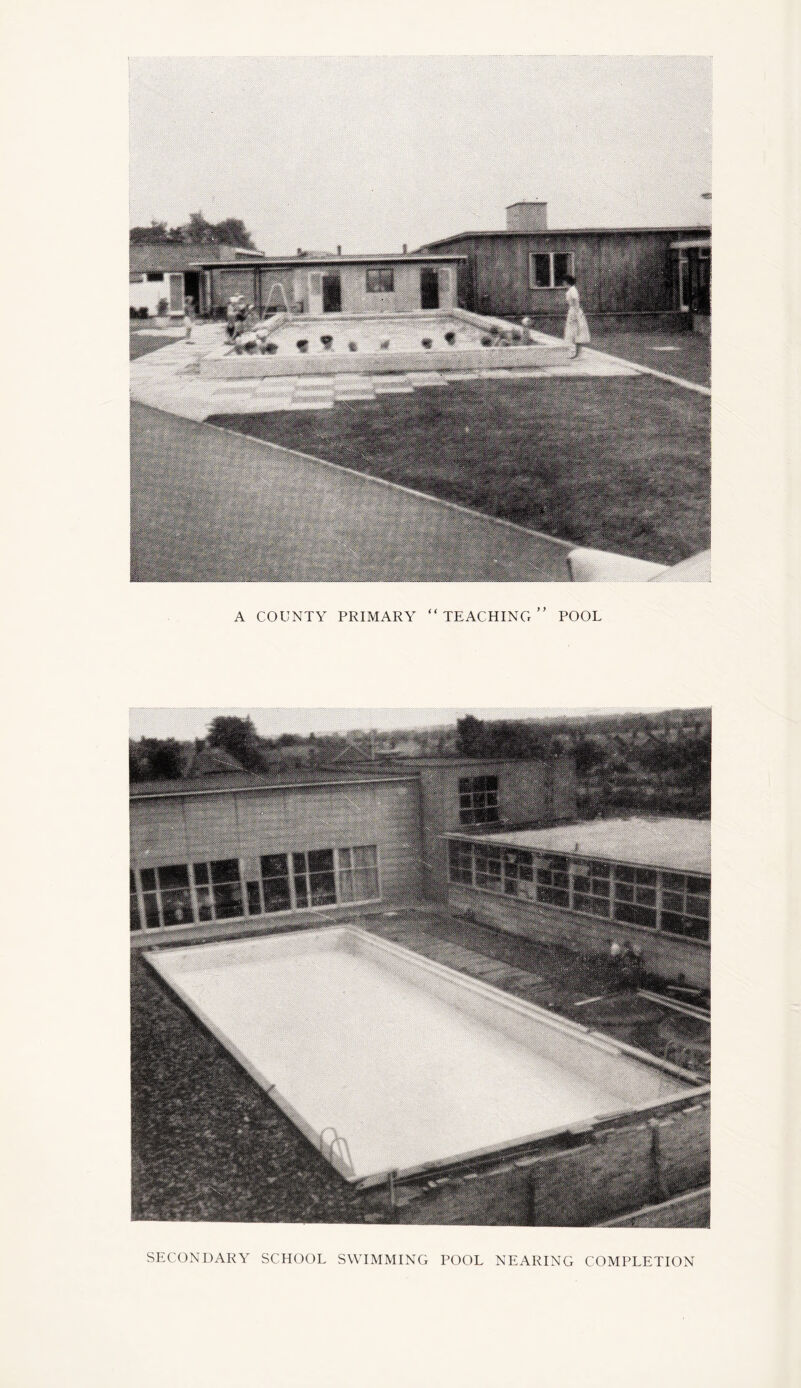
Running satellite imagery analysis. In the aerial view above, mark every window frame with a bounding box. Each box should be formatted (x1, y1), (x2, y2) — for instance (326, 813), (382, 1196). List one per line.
(528, 250), (575, 290)
(365, 267), (394, 294)
(458, 774), (500, 826)
(446, 839), (709, 942)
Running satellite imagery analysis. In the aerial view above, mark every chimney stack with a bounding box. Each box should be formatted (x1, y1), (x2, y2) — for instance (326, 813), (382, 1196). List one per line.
(402, 243), (408, 254)
(506, 201), (548, 232)
(337, 244), (342, 255)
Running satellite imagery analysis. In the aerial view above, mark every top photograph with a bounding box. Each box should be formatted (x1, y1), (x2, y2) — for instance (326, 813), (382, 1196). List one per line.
(129, 56), (711, 584)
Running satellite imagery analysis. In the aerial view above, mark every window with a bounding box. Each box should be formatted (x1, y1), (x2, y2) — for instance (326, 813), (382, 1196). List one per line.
(260, 853), (292, 913)
(660, 871), (710, 941)
(444, 840), (710, 944)
(571, 858), (611, 917)
(473, 844), (502, 891)
(448, 840), (475, 886)
(130, 871), (141, 930)
(536, 856), (570, 907)
(459, 775), (500, 825)
(366, 267), (394, 293)
(130, 842), (384, 931)
(146, 271), (165, 282)
(338, 845), (379, 903)
(209, 859), (243, 919)
(612, 865), (657, 930)
(528, 251), (575, 290)
(293, 849), (337, 908)
(502, 848), (534, 898)
(158, 863), (193, 926)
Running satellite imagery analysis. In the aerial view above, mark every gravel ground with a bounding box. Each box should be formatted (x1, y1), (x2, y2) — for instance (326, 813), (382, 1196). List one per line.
(131, 952), (387, 1223)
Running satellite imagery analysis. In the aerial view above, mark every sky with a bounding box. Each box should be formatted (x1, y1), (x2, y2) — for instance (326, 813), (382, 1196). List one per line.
(130, 57), (711, 255)
(129, 708), (689, 743)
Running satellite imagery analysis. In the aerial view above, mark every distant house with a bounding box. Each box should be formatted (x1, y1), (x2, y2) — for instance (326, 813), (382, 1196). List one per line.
(129, 241), (265, 317)
(191, 250), (465, 319)
(417, 202), (711, 330)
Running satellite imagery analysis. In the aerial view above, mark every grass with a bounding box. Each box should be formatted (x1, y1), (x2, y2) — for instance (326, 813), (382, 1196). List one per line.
(589, 329), (710, 387)
(211, 374), (710, 565)
(129, 325), (180, 359)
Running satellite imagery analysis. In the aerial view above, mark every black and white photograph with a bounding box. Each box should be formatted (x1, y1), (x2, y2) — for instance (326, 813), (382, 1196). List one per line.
(130, 56), (712, 582)
(131, 707), (711, 1227)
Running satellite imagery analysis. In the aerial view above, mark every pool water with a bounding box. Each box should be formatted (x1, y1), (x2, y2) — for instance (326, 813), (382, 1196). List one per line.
(267, 313), (485, 356)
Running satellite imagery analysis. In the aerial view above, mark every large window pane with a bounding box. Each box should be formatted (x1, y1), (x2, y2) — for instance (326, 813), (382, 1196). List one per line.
(532, 253), (551, 287)
(261, 854), (291, 912)
(553, 252), (573, 283)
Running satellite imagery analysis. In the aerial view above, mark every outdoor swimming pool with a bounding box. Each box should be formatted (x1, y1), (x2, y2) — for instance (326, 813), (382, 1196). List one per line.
(145, 926), (701, 1186)
(199, 309), (571, 378)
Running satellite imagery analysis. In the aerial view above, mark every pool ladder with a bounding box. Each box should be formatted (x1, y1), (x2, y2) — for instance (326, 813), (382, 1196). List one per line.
(319, 1126), (354, 1176)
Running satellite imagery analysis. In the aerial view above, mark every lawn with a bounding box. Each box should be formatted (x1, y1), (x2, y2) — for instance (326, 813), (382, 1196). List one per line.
(129, 326), (178, 360)
(211, 374), (710, 566)
(589, 329), (710, 387)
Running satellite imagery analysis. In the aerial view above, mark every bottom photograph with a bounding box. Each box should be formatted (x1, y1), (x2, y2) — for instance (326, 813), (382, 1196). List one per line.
(130, 706), (711, 1227)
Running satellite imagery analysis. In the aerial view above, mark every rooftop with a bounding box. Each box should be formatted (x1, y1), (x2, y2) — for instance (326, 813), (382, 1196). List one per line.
(460, 818), (710, 874)
(419, 225), (711, 247)
(193, 252), (466, 269)
(130, 767), (417, 798)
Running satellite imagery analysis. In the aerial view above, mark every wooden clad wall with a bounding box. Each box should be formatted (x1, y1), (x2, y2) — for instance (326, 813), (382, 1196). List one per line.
(427, 231), (703, 317)
(130, 779), (425, 907)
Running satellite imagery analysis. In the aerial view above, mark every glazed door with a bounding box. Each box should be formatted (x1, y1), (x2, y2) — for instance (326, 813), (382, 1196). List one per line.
(420, 267), (439, 309)
(167, 272), (185, 316)
(322, 273), (342, 313)
(307, 271), (323, 315)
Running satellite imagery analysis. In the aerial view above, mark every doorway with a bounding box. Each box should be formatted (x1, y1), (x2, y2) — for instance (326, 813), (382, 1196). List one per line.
(322, 272), (342, 313)
(420, 267), (439, 309)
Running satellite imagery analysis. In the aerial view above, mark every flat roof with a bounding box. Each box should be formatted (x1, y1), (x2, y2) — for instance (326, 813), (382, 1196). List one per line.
(195, 253), (466, 269)
(454, 818), (710, 874)
(419, 226), (710, 247)
(130, 768), (417, 799)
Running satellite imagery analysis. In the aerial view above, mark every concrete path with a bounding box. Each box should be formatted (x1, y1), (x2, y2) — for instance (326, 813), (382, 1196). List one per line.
(131, 402), (573, 582)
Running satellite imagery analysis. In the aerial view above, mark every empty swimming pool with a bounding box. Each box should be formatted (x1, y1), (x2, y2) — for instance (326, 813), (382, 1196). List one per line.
(145, 927), (700, 1185)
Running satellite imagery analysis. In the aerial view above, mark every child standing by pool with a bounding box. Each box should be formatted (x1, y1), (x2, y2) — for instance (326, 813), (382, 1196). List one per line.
(183, 295), (195, 342)
(563, 275), (590, 358)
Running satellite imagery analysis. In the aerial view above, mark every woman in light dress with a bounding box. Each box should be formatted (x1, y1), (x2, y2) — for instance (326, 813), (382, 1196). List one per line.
(563, 275), (590, 358)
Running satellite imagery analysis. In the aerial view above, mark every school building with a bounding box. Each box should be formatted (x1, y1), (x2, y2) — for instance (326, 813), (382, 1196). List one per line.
(129, 242), (265, 317)
(417, 201), (711, 330)
(130, 757), (710, 988)
(189, 250), (464, 319)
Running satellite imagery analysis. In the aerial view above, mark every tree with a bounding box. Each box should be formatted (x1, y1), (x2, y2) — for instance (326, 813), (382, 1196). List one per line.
(129, 737), (184, 781)
(206, 715), (263, 770)
(129, 220), (171, 244)
(456, 715), (485, 757)
(129, 212), (258, 249)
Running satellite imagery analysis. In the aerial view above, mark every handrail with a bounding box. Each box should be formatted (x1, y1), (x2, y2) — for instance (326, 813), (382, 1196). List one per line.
(264, 281), (292, 319)
(319, 1126), (354, 1175)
